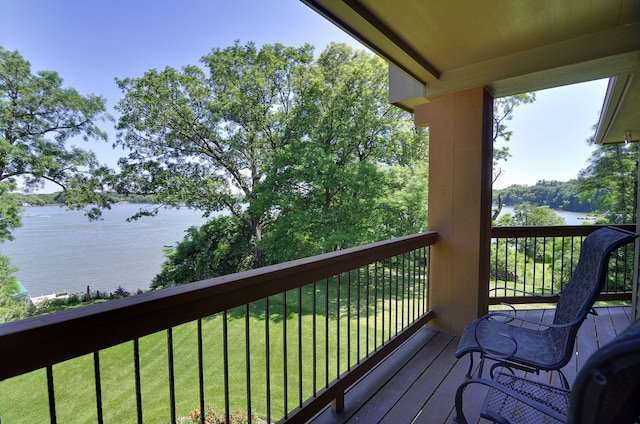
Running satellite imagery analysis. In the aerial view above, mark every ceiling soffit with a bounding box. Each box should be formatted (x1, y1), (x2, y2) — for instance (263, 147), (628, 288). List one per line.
(304, 0), (640, 91)
(303, 0), (640, 143)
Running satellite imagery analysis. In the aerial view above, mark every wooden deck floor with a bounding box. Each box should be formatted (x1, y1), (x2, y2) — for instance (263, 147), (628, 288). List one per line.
(309, 306), (634, 424)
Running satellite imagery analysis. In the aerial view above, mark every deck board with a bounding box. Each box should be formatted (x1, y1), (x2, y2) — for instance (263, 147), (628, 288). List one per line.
(307, 306), (633, 424)
(381, 337), (459, 423)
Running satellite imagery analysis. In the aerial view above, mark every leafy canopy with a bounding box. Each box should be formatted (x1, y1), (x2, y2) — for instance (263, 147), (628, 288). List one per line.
(0, 47), (112, 311)
(0, 46), (113, 230)
(115, 42), (428, 279)
(578, 141), (638, 224)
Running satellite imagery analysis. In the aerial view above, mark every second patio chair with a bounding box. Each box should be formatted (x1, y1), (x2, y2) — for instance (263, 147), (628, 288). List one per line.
(455, 226), (637, 388)
(454, 317), (640, 424)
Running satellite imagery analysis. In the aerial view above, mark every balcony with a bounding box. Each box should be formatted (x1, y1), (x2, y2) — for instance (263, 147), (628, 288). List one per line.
(0, 225), (635, 423)
(309, 305), (633, 424)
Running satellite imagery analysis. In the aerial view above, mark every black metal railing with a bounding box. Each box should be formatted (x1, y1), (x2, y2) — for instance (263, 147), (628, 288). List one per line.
(490, 225), (636, 305)
(0, 232), (436, 424)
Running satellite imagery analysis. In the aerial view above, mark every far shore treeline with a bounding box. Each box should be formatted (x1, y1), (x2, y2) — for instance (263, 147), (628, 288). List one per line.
(494, 179), (596, 212)
(13, 191), (155, 207)
(20, 179), (594, 212)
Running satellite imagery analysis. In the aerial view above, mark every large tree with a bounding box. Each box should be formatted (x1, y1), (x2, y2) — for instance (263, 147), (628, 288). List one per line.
(492, 93), (536, 184)
(0, 47), (112, 309)
(491, 93), (536, 219)
(115, 42), (428, 276)
(0, 47), (113, 225)
(115, 42), (316, 267)
(260, 44), (428, 261)
(578, 140), (638, 224)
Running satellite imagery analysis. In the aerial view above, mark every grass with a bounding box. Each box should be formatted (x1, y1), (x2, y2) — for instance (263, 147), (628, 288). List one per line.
(0, 274), (426, 423)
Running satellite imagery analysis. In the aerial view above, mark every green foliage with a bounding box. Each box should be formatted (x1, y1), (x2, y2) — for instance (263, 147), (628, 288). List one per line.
(496, 202), (566, 263)
(507, 202), (566, 227)
(578, 142), (638, 224)
(0, 181), (21, 242)
(0, 254), (27, 323)
(492, 93), (536, 183)
(181, 405), (258, 424)
(0, 47), (115, 319)
(115, 41), (428, 282)
(152, 216), (253, 289)
(495, 180), (595, 212)
(112, 286), (130, 298)
(0, 47), (114, 221)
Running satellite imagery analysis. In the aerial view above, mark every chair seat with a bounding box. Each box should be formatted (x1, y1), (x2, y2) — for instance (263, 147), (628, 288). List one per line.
(455, 316), (566, 370)
(454, 227), (638, 383)
(481, 372), (569, 424)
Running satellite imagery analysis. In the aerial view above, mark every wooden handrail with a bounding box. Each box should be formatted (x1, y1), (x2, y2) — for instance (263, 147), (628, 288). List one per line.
(489, 224), (636, 305)
(491, 224), (635, 238)
(0, 231), (437, 381)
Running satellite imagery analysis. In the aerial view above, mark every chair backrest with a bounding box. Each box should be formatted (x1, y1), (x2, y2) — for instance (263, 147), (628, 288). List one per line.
(550, 227), (637, 367)
(567, 318), (640, 424)
(553, 227), (637, 327)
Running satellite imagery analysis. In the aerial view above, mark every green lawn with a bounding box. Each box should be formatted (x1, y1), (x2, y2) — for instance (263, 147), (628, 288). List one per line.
(0, 279), (423, 423)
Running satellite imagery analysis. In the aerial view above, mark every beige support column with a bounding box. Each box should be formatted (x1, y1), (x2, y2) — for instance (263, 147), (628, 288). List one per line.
(415, 87), (493, 336)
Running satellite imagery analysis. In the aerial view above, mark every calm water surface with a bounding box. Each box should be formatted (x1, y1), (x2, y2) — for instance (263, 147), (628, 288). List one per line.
(0, 204), (207, 296)
(1, 203), (593, 299)
(498, 206), (595, 225)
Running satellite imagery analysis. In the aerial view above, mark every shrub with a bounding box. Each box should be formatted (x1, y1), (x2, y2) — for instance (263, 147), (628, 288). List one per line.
(179, 405), (260, 424)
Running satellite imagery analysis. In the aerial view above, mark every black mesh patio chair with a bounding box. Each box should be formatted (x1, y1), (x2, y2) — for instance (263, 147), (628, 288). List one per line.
(454, 317), (640, 424)
(455, 226), (637, 388)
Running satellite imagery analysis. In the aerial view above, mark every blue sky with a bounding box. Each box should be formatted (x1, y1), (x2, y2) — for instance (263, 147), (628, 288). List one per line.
(1, 0), (607, 190)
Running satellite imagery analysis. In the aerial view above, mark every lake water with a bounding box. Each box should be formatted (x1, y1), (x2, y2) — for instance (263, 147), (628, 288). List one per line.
(498, 206), (595, 225)
(0, 204), (207, 297)
(0, 203), (593, 299)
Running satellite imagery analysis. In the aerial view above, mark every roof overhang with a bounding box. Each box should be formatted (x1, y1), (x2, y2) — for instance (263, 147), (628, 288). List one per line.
(302, 0), (640, 142)
(594, 74), (640, 144)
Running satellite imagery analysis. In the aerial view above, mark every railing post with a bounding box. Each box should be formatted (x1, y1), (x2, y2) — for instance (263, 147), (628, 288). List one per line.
(332, 392), (345, 412)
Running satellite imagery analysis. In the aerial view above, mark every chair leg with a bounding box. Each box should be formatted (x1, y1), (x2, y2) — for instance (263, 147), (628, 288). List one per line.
(465, 353), (475, 378)
(556, 369), (570, 389)
(477, 355), (486, 378)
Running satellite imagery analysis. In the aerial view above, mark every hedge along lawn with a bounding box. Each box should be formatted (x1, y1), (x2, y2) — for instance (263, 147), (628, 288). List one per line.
(0, 273), (423, 423)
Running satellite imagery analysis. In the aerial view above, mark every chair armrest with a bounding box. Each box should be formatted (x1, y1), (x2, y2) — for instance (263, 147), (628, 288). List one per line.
(484, 311), (585, 329)
(454, 377), (567, 424)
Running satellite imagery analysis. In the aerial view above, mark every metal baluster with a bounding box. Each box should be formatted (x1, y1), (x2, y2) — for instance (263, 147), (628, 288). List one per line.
(47, 365), (57, 424)
(401, 253), (406, 329)
(325, 278), (329, 387)
(365, 267), (370, 356)
(167, 328), (176, 424)
(374, 262), (378, 348)
(223, 310), (230, 423)
(412, 250), (417, 321)
(357, 268), (361, 362)
(94, 351), (103, 424)
(283, 292), (288, 419)
(388, 258), (393, 339)
(197, 319), (205, 424)
(381, 260), (386, 344)
(265, 297), (271, 424)
(312, 282), (317, 394)
(298, 287), (303, 407)
(347, 271), (352, 370)
(134, 338), (143, 424)
(245, 304), (252, 421)
(336, 274), (340, 378)
(395, 256), (399, 335)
